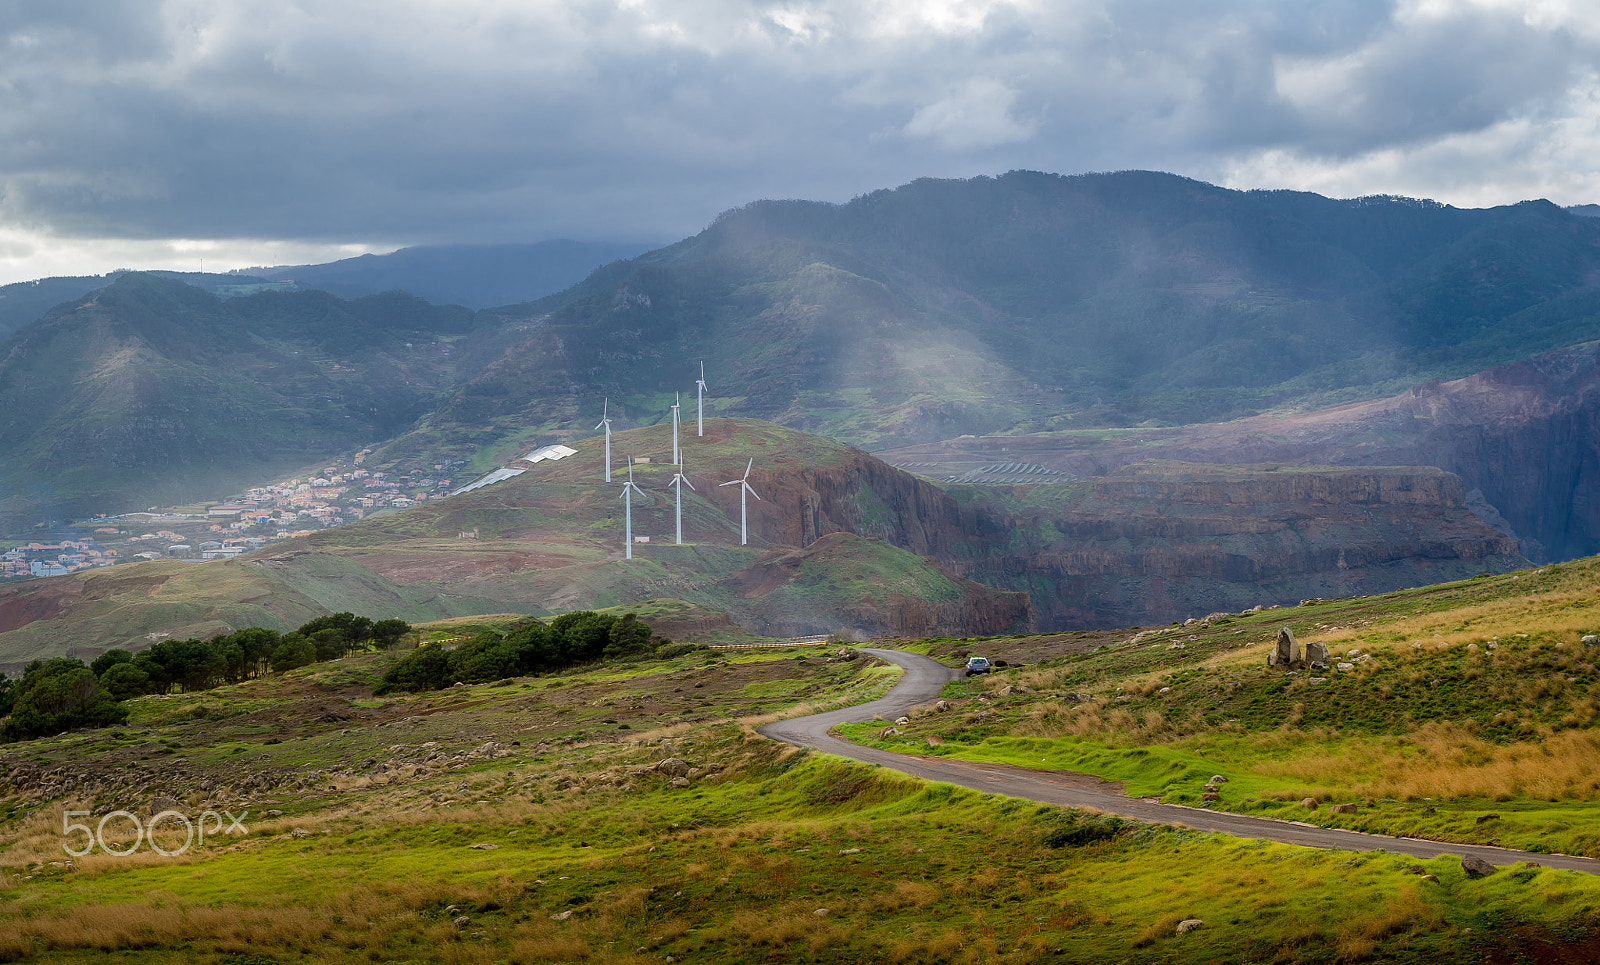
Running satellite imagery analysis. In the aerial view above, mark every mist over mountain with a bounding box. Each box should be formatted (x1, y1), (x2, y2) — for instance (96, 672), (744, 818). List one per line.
(250, 241), (657, 309)
(8, 171), (1600, 558)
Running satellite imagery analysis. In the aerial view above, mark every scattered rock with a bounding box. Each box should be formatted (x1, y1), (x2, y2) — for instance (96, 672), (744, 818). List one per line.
(894, 716), (911, 726)
(879, 727), (900, 738)
(1585, 635), (1598, 647)
(1420, 874), (1439, 883)
(1331, 804), (1357, 814)
(1462, 855), (1496, 877)
(1157, 687), (1171, 695)
(453, 915), (471, 927)
(1301, 798), (1318, 811)
(1175, 919), (1205, 935)
(469, 843), (499, 850)
(668, 777), (691, 789)
(1201, 792), (1221, 802)
(290, 827), (310, 839)
(1309, 677), (1328, 685)
(1209, 775), (1228, 784)
(1475, 813), (1500, 825)
(149, 795), (181, 815)
(1202, 784), (1221, 794)
(550, 909), (575, 921)
(1404, 865), (1427, 875)
(813, 908), (830, 917)
(934, 700), (953, 712)
(1337, 662), (1355, 672)
(839, 848), (862, 855)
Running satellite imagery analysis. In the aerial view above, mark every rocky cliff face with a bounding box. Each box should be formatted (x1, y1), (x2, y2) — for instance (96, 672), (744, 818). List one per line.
(881, 342), (1600, 567)
(949, 463), (1524, 629)
(727, 445), (1519, 630)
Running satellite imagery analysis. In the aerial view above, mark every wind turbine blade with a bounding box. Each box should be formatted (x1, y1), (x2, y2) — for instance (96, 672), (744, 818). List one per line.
(684, 477), (696, 491)
(744, 458), (753, 478)
(746, 483), (761, 501)
(719, 479), (740, 487)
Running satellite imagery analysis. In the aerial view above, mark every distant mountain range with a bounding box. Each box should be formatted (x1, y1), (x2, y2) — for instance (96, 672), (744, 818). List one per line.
(0, 240), (654, 342)
(5, 169), (1600, 572)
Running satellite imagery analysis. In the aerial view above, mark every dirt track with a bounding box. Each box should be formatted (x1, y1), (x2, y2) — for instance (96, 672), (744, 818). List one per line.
(760, 648), (1600, 876)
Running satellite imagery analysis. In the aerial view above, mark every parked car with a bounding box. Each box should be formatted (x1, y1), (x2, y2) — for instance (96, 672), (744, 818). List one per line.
(964, 656), (992, 677)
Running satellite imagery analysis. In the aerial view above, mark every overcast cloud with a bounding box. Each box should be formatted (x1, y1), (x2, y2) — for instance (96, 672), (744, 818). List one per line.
(1, 0), (1597, 282)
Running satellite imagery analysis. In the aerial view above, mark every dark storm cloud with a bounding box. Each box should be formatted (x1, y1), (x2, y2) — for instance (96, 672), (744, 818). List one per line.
(1, 0), (1596, 257)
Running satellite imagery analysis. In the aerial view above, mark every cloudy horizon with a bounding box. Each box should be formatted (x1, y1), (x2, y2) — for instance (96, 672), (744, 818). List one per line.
(2, 0), (1597, 284)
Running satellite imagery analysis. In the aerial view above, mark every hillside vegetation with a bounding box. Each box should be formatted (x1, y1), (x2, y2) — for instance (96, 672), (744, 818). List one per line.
(5, 562), (1600, 961)
(849, 556), (1600, 860)
(12, 172), (1600, 538)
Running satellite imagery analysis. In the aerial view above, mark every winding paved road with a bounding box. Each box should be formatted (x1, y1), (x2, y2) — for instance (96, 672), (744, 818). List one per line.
(760, 648), (1600, 876)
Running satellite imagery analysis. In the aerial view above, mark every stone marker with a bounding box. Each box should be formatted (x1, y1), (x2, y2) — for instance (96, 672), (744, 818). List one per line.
(1305, 639), (1331, 669)
(1270, 627), (1305, 668)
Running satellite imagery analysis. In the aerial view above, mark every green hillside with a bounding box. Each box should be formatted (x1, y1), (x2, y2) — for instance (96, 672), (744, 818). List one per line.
(5, 560), (1600, 960)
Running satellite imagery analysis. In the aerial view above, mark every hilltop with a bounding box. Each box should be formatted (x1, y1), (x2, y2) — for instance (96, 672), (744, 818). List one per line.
(0, 417), (1529, 659)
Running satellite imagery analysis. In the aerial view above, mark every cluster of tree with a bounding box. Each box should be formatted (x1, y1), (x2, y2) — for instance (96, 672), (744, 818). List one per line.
(0, 613), (411, 742)
(0, 657), (128, 742)
(377, 611), (674, 694)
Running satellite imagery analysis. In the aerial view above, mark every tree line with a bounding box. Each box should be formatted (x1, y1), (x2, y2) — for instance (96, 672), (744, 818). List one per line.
(0, 613), (410, 742)
(377, 611), (680, 694)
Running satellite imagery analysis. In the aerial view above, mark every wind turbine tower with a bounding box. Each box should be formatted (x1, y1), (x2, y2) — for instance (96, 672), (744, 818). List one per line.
(670, 392), (682, 466)
(620, 461), (645, 559)
(595, 399), (613, 482)
(667, 459), (695, 545)
(695, 362), (708, 436)
(718, 458), (761, 546)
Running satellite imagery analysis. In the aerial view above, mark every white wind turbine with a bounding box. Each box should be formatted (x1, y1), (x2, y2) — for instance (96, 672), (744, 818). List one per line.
(667, 459), (695, 545)
(670, 392), (682, 466)
(695, 362), (708, 436)
(718, 457), (761, 546)
(595, 399), (613, 482)
(620, 460), (645, 559)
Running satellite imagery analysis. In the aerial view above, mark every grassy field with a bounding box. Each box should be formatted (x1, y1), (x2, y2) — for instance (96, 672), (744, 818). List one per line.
(6, 560), (1600, 961)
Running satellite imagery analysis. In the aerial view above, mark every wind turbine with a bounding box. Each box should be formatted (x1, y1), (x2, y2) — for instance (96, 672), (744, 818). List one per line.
(620, 461), (645, 559)
(695, 362), (708, 436)
(667, 459), (695, 545)
(595, 399), (613, 482)
(670, 392), (682, 466)
(719, 458), (761, 546)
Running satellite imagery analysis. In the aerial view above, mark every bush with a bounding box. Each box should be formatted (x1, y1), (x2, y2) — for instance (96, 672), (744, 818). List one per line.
(654, 642), (700, 660)
(376, 643), (454, 695)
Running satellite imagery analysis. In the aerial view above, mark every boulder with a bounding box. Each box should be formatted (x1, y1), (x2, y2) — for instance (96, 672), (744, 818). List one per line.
(894, 716), (911, 726)
(669, 777), (691, 789)
(290, 827), (310, 839)
(1305, 640), (1331, 668)
(655, 758), (691, 777)
(1175, 919), (1205, 935)
(1331, 803), (1357, 814)
(1461, 855), (1496, 877)
(1584, 635), (1599, 647)
(149, 795), (181, 815)
(1209, 775), (1228, 784)
(879, 727), (900, 738)
(1301, 798), (1318, 810)
(1270, 628), (1303, 668)
(1201, 792), (1221, 801)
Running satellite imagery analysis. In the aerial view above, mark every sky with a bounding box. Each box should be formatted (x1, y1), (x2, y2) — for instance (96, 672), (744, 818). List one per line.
(1, 0), (1598, 283)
